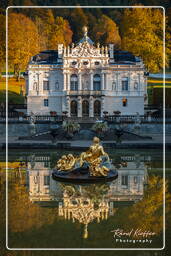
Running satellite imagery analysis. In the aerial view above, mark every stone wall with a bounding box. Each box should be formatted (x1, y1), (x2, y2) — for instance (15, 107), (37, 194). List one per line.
(0, 121), (170, 137)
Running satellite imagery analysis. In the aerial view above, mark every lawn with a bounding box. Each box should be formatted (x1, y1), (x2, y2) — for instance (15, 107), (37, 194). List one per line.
(0, 78), (25, 104)
(147, 77), (171, 88)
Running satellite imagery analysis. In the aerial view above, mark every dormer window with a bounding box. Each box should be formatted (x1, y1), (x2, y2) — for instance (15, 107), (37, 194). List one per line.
(95, 61), (100, 65)
(72, 61), (77, 65)
(83, 61), (88, 65)
(70, 74), (78, 90)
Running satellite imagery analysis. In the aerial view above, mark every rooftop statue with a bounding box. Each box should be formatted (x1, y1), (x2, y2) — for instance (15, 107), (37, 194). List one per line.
(53, 137), (118, 183)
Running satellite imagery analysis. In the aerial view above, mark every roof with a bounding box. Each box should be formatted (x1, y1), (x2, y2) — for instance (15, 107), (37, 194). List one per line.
(29, 49), (140, 65)
(113, 50), (141, 64)
(30, 50), (58, 64)
(77, 35), (94, 45)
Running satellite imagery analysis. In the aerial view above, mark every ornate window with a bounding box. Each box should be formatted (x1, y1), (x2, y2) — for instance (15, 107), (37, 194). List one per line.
(121, 175), (128, 186)
(70, 74), (78, 91)
(43, 80), (49, 90)
(94, 100), (101, 116)
(72, 61), (77, 65)
(70, 100), (77, 116)
(95, 61), (100, 65)
(93, 74), (101, 90)
(44, 176), (50, 186)
(122, 77), (128, 91)
(44, 99), (49, 107)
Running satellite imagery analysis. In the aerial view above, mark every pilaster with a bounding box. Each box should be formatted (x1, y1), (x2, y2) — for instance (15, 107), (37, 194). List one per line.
(77, 96), (82, 117)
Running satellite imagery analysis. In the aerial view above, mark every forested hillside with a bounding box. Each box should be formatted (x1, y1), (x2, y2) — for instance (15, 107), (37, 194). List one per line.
(0, 0), (170, 76)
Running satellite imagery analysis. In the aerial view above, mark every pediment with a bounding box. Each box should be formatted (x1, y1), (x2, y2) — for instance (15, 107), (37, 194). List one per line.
(71, 41), (101, 57)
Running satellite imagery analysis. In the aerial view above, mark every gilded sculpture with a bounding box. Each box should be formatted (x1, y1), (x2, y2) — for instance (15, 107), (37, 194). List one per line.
(56, 137), (111, 177)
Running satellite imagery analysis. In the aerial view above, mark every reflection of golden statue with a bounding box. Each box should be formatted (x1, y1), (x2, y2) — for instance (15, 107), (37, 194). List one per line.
(58, 184), (112, 239)
(56, 137), (111, 176)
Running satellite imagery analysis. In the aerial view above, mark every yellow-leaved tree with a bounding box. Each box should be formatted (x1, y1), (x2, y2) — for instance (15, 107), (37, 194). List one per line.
(121, 7), (170, 73)
(43, 10), (73, 50)
(8, 13), (40, 80)
(93, 14), (121, 47)
(0, 14), (5, 76)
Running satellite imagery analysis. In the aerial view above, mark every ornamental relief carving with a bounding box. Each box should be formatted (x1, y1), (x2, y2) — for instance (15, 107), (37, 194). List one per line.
(71, 42), (101, 57)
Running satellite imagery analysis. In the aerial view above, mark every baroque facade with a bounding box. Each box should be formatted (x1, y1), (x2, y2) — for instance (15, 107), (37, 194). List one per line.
(25, 27), (148, 117)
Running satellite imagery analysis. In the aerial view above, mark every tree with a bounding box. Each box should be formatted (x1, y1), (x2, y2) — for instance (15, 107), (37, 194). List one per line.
(0, 14), (5, 76)
(8, 13), (39, 80)
(49, 16), (73, 49)
(121, 7), (170, 73)
(43, 10), (73, 49)
(93, 14), (121, 47)
(70, 7), (88, 42)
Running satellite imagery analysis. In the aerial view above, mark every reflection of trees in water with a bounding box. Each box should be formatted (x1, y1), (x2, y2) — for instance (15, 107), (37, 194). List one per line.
(1, 167), (171, 253)
(8, 171), (57, 233)
(117, 176), (171, 236)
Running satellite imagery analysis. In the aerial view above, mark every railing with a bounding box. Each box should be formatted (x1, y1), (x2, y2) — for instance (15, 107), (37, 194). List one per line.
(104, 114), (165, 123)
(67, 90), (103, 96)
(0, 112), (63, 122)
(0, 112), (170, 123)
(8, 104), (27, 109)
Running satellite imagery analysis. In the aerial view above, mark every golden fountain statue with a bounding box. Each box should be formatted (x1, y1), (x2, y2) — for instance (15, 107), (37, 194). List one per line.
(53, 137), (118, 183)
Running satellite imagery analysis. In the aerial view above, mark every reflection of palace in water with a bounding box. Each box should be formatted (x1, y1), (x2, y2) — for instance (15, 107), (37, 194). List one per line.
(27, 155), (147, 238)
(27, 155), (147, 203)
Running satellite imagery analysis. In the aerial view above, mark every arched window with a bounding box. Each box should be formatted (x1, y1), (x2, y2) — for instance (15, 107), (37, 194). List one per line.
(94, 100), (101, 116)
(82, 100), (89, 116)
(70, 100), (77, 116)
(93, 74), (101, 90)
(70, 74), (78, 90)
(122, 77), (128, 91)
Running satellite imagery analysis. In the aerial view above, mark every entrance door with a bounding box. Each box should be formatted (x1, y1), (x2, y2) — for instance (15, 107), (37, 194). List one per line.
(82, 100), (89, 117)
(70, 100), (77, 116)
(94, 100), (101, 116)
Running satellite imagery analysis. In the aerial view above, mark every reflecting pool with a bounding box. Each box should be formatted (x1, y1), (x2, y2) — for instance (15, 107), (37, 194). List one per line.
(0, 148), (170, 251)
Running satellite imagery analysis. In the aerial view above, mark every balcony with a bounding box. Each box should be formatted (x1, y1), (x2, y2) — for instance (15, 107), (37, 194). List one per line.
(66, 90), (103, 96)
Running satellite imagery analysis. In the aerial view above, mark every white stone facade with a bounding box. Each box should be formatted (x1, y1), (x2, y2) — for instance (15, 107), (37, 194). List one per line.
(25, 28), (148, 117)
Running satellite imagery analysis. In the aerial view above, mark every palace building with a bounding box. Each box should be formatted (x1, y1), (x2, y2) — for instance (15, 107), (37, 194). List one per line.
(25, 26), (148, 117)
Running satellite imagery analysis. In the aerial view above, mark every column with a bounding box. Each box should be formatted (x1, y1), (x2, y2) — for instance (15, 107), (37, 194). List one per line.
(104, 73), (106, 90)
(78, 73), (82, 91)
(67, 73), (70, 91)
(61, 96), (66, 113)
(77, 96), (82, 117)
(66, 96), (70, 117)
(101, 97), (105, 117)
(101, 73), (104, 90)
(63, 73), (66, 90)
(89, 96), (94, 117)
(90, 72), (93, 91)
